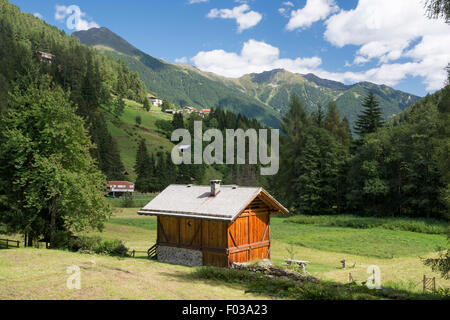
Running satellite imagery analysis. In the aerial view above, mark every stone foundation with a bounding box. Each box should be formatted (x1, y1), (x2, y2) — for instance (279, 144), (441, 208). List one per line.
(157, 246), (203, 266)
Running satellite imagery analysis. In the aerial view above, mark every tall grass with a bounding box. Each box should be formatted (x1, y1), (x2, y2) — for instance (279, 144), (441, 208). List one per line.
(285, 215), (448, 235)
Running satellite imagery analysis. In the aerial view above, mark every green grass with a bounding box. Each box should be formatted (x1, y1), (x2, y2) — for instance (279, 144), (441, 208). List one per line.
(108, 218), (157, 231)
(285, 215), (448, 235)
(271, 217), (447, 259)
(2, 210), (448, 299)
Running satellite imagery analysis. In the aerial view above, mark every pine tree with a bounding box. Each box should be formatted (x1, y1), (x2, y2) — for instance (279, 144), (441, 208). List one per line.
(114, 96), (126, 117)
(134, 140), (153, 193)
(313, 104), (325, 127)
(135, 115), (142, 126)
(172, 113), (184, 129)
(161, 99), (171, 112)
(354, 92), (384, 136)
(143, 98), (150, 112)
(324, 101), (352, 146)
(271, 94), (310, 207)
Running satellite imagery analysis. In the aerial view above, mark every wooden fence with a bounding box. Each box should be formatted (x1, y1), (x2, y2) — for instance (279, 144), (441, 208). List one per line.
(423, 275), (436, 293)
(0, 238), (20, 249)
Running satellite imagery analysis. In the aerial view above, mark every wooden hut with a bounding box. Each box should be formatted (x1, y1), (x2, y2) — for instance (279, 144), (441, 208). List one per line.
(138, 180), (288, 267)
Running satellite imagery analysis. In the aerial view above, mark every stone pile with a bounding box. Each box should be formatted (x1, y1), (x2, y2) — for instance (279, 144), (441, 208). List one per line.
(231, 260), (319, 284)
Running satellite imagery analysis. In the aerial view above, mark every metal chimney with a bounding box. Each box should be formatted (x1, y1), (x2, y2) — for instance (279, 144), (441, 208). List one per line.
(210, 180), (221, 196)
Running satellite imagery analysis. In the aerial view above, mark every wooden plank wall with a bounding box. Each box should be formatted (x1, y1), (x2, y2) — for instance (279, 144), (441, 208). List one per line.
(157, 216), (228, 267)
(228, 197), (270, 266)
(202, 220), (228, 267)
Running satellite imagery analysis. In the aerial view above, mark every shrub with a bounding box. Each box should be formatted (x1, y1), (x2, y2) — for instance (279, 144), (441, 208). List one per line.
(53, 231), (73, 249)
(66, 236), (129, 257)
(94, 239), (129, 256)
(69, 236), (102, 252)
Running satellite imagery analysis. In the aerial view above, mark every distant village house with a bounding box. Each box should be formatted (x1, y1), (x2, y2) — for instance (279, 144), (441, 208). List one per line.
(107, 181), (135, 198)
(183, 106), (195, 114)
(37, 51), (55, 64)
(149, 97), (163, 107)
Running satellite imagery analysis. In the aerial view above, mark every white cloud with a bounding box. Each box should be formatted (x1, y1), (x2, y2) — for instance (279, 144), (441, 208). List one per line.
(324, 0), (450, 90)
(189, 0), (209, 4)
(33, 13), (43, 19)
(189, 36), (449, 92)
(286, 0), (339, 31)
(191, 39), (322, 78)
(279, 8), (287, 16)
(55, 4), (99, 31)
(207, 4), (262, 33)
(175, 57), (189, 64)
(283, 2), (294, 7)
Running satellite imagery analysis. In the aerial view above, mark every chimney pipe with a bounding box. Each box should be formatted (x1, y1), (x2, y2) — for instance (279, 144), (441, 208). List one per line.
(210, 180), (221, 196)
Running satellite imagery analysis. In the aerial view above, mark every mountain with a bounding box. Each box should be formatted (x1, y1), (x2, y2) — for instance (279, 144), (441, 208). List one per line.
(73, 27), (421, 129)
(73, 28), (281, 128)
(227, 69), (421, 127)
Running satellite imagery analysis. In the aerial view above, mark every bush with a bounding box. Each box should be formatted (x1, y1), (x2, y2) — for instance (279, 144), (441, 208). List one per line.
(94, 239), (129, 256)
(69, 236), (102, 252)
(53, 231), (73, 249)
(65, 236), (129, 257)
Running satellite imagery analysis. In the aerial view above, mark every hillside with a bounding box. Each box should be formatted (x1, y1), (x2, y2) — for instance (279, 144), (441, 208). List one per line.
(228, 69), (420, 126)
(73, 27), (421, 129)
(73, 27), (281, 128)
(103, 99), (175, 181)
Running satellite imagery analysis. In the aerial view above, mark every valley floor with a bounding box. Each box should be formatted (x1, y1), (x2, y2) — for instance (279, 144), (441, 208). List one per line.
(0, 208), (448, 300)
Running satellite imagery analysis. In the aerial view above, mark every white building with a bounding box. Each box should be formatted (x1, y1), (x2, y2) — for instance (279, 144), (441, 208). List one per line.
(149, 97), (163, 107)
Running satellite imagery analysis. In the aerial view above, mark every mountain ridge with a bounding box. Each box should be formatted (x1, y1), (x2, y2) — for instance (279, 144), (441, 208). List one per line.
(73, 27), (421, 128)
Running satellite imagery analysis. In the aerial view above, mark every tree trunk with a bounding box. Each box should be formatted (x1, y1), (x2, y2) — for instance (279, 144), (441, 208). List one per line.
(27, 233), (33, 247)
(49, 198), (56, 248)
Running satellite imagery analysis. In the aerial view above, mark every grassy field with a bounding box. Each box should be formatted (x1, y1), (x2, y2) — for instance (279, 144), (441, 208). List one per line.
(0, 209), (448, 299)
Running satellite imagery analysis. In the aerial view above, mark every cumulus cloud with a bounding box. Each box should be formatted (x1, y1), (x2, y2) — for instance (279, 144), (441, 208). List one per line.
(33, 13), (43, 19)
(207, 4), (262, 33)
(55, 4), (99, 31)
(191, 39), (322, 78)
(324, 0), (450, 90)
(286, 0), (339, 31)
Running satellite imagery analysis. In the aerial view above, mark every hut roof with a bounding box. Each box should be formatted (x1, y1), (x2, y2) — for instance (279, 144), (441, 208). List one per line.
(138, 184), (288, 222)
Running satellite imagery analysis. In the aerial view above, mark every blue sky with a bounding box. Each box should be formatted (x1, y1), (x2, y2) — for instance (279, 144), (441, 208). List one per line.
(10, 0), (450, 97)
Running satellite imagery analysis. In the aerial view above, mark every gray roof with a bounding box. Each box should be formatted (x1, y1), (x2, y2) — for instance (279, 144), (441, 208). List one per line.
(138, 184), (288, 222)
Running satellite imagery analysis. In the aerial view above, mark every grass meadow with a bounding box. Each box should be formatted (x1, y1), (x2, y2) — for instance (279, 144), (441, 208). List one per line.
(0, 208), (448, 299)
